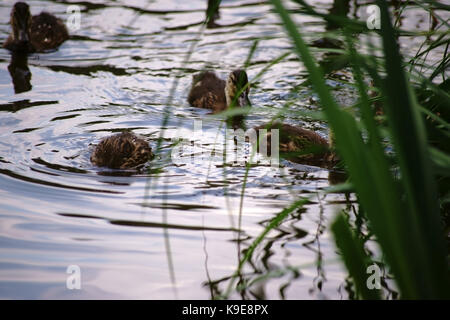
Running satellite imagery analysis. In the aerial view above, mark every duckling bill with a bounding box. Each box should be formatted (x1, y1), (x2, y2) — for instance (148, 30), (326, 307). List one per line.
(253, 122), (338, 168)
(91, 132), (153, 169)
(3, 2), (69, 53)
(188, 69), (251, 112)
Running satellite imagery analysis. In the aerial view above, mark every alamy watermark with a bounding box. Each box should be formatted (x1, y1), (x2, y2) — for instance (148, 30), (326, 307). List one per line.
(366, 5), (381, 30)
(66, 265), (81, 290)
(170, 120), (280, 167)
(366, 263), (381, 290)
(66, 5), (81, 31)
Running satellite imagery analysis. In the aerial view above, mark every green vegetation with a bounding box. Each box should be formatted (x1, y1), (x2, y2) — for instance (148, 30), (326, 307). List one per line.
(219, 0), (449, 299)
(276, 0), (449, 299)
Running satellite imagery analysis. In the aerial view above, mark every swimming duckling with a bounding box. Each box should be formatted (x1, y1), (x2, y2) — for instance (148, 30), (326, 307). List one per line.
(3, 2), (69, 53)
(253, 122), (338, 168)
(90, 132), (153, 169)
(188, 69), (251, 112)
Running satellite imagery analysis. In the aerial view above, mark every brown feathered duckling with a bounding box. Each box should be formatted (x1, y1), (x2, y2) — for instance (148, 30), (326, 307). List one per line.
(253, 122), (338, 168)
(91, 132), (153, 169)
(188, 69), (251, 112)
(3, 2), (69, 53)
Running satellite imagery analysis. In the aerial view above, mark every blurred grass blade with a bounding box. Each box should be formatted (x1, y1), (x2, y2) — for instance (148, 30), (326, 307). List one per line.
(224, 198), (308, 298)
(377, 0), (449, 298)
(271, 0), (450, 299)
(331, 214), (381, 300)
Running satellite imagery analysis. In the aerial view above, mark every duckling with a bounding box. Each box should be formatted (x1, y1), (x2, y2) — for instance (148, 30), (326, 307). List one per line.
(90, 132), (153, 169)
(188, 69), (251, 112)
(3, 2), (69, 53)
(253, 122), (338, 168)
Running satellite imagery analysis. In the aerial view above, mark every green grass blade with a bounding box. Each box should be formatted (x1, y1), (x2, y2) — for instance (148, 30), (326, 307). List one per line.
(271, 0), (450, 299)
(331, 214), (381, 300)
(376, 0), (449, 298)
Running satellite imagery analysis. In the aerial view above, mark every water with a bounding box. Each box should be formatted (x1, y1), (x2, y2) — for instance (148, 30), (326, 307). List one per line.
(0, 0), (444, 299)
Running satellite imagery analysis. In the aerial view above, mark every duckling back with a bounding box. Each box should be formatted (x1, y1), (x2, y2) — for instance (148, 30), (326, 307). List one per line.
(188, 71), (227, 111)
(91, 132), (152, 169)
(30, 12), (69, 52)
(253, 122), (336, 167)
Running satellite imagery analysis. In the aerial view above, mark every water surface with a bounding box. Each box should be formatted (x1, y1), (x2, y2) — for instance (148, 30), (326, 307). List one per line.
(0, 0), (445, 299)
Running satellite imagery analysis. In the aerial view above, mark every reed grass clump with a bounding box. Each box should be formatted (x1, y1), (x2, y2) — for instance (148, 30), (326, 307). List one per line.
(223, 0), (449, 299)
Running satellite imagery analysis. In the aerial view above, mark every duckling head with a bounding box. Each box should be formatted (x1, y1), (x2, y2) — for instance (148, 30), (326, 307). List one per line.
(225, 69), (251, 108)
(10, 2), (32, 49)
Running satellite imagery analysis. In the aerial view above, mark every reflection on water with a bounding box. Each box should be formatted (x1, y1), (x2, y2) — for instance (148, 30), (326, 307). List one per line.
(0, 0), (444, 299)
(8, 53), (32, 93)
